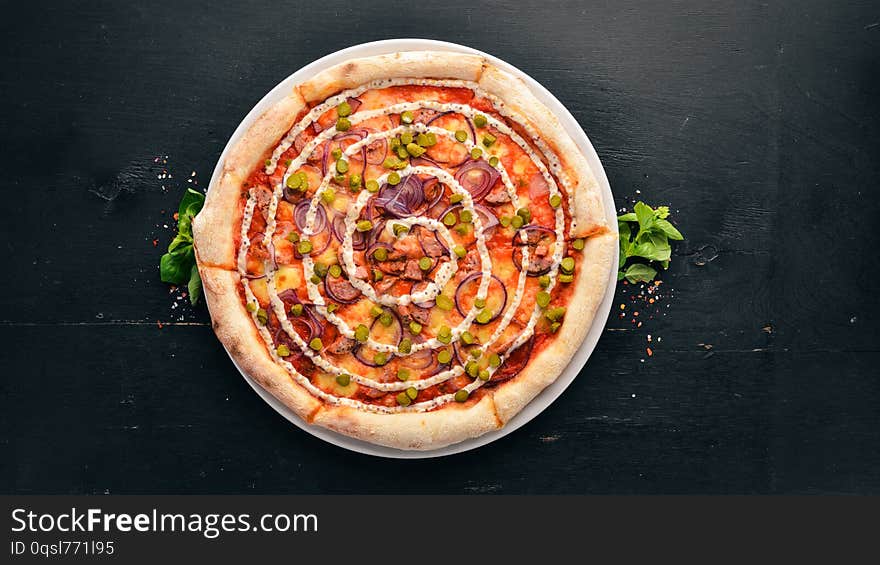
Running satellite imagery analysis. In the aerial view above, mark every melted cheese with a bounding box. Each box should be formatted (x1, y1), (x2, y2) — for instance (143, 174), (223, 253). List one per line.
(236, 78), (573, 412)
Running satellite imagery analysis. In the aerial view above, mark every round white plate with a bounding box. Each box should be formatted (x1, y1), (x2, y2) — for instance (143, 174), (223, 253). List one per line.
(209, 38), (618, 459)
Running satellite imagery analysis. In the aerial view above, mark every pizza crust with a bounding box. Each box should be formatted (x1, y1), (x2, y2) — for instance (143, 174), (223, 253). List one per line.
(196, 50), (617, 451)
(312, 395), (501, 451)
(192, 170), (242, 268)
(297, 51), (485, 103)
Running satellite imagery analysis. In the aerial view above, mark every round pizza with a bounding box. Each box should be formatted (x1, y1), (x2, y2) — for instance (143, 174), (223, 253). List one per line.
(193, 51), (616, 450)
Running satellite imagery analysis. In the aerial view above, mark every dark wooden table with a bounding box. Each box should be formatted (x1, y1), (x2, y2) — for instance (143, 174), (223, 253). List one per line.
(2, 1), (878, 494)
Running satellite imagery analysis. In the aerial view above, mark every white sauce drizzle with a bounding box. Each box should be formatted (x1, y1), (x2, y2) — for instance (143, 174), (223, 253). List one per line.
(236, 78), (572, 412)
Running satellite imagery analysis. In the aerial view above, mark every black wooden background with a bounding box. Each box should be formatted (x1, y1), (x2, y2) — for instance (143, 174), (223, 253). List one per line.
(2, 1), (878, 494)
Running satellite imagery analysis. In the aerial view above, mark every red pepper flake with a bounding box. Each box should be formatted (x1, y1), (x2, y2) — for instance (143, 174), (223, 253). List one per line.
(152, 239), (159, 247)
(173, 212), (180, 221)
(157, 322), (164, 329)
(646, 347), (653, 356)
(633, 311), (639, 317)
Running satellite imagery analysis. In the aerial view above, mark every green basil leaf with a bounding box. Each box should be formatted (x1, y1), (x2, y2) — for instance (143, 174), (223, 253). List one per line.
(634, 201), (654, 231)
(653, 218), (683, 240)
(178, 201), (201, 236)
(631, 231), (671, 262)
(167, 233), (192, 253)
(618, 221), (632, 265)
(177, 189), (205, 234)
(178, 188), (205, 221)
(188, 264), (202, 305)
(632, 244), (670, 262)
(616, 202), (682, 286)
(159, 189), (205, 294)
(624, 262), (657, 284)
(160, 252), (191, 285)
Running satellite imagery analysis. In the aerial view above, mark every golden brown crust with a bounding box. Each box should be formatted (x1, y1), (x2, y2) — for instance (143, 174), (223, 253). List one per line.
(311, 395), (501, 450)
(197, 51), (616, 450)
(298, 51), (485, 103)
(192, 170), (243, 269)
(199, 266), (323, 421)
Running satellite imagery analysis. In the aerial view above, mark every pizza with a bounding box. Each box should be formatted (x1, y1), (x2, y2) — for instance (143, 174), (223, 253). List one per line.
(193, 51), (616, 450)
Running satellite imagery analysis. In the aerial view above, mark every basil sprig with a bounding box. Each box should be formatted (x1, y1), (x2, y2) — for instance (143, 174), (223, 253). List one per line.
(617, 201), (683, 283)
(159, 188), (205, 304)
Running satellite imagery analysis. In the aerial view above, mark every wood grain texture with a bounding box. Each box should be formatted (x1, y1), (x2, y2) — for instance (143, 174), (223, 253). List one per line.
(1, 0), (879, 493)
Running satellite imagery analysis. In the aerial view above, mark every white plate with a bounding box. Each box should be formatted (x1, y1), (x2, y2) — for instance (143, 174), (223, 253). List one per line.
(209, 39), (619, 459)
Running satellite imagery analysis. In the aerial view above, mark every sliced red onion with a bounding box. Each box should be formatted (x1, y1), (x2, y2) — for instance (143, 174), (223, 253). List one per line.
(277, 290), (322, 340)
(473, 203), (500, 230)
(366, 241), (394, 262)
(454, 273), (507, 323)
(268, 240), (278, 270)
(277, 288), (302, 306)
(454, 159), (500, 201)
(425, 361), (449, 377)
(453, 340), (481, 366)
(353, 308), (403, 366)
(375, 175), (425, 217)
(366, 218), (387, 245)
(294, 200), (328, 234)
(512, 225), (556, 277)
(436, 203), (500, 231)
(331, 214), (366, 250)
(353, 346), (382, 367)
(322, 130), (367, 177)
(363, 199), (383, 224)
(324, 274), (361, 304)
(273, 328), (303, 360)
(399, 334), (434, 369)
(375, 308), (403, 346)
(415, 109), (441, 124)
